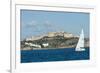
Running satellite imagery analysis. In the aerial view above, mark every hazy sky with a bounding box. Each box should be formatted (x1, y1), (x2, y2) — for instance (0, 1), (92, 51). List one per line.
(21, 10), (90, 40)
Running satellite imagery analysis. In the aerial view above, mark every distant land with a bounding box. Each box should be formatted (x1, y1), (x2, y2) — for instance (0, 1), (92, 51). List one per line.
(21, 31), (89, 50)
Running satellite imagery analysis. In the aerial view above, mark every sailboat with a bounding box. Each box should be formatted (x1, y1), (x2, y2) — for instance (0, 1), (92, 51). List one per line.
(75, 29), (85, 51)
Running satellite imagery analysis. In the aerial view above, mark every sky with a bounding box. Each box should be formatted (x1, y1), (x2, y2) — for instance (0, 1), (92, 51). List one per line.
(21, 10), (90, 40)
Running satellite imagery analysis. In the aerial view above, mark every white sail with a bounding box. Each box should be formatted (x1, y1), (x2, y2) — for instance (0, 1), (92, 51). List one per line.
(75, 29), (85, 51)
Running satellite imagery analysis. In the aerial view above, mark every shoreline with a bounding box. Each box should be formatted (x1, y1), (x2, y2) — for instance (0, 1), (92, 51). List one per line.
(21, 47), (89, 51)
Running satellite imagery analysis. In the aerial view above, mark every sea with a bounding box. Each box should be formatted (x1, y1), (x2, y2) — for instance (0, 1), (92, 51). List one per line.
(21, 48), (89, 63)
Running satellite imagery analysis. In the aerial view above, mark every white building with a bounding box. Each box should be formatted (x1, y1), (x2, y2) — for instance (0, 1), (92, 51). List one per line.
(64, 33), (74, 38)
(42, 43), (49, 47)
(47, 31), (64, 37)
(25, 42), (41, 48)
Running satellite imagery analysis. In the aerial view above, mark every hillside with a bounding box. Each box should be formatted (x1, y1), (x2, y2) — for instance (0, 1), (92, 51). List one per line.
(21, 32), (89, 50)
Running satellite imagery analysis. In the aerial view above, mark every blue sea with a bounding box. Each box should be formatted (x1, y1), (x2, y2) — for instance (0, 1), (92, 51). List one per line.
(21, 48), (89, 63)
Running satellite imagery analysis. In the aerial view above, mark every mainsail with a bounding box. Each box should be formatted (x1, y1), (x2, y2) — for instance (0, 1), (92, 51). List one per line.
(75, 29), (85, 51)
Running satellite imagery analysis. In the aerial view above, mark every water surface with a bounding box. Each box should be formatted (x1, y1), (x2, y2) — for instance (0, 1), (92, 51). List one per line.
(21, 48), (89, 63)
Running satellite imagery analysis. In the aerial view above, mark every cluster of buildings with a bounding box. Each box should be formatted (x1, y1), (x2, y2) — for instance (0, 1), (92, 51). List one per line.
(47, 31), (74, 38)
(26, 31), (75, 41)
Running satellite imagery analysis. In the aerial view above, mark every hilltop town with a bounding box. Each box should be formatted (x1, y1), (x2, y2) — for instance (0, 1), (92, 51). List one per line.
(21, 31), (89, 50)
